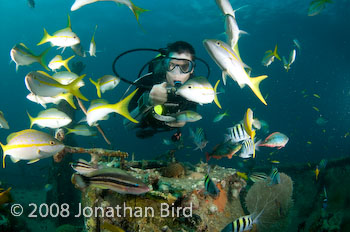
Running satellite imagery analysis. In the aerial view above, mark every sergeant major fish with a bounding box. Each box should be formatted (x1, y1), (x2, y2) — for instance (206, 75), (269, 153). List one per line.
(221, 210), (264, 232)
(226, 123), (249, 143)
(239, 138), (260, 159)
(243, 108), (256, 158)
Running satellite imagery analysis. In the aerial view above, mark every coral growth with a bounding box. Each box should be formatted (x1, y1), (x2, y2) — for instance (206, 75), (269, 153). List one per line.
(161, 162), (185, 178)
(245, 173), (293, 231)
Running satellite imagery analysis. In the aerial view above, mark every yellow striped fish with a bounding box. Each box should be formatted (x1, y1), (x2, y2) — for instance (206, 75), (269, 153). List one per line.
(0, 129), (65, 168)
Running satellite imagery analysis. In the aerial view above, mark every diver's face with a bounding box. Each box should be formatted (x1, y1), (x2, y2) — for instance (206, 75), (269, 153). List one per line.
(165, 52), (194, 86)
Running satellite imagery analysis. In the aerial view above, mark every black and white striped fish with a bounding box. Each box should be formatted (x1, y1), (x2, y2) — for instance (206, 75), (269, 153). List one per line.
(221, 206), (266, 232)
(239, 139), (260, 159)
(226, 123), (250, 143)
(221, 212), (262, 232)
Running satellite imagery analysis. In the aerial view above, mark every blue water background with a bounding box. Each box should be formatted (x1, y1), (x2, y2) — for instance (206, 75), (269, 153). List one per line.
(0, 0), (350, 186)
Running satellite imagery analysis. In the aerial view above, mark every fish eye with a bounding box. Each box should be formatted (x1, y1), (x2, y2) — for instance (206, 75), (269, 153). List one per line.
(216, 41), (221, 46)
(187, 85), (192, 89)
(49, 141), (55, 145)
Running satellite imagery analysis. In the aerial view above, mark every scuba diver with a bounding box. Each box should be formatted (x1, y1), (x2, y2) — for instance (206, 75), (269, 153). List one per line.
(121, 41), (200, 139)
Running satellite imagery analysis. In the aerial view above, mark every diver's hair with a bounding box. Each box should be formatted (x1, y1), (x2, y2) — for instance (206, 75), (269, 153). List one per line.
(166, 41), (195, 60)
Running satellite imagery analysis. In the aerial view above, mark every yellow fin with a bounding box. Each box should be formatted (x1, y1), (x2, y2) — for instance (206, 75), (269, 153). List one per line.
(37, 47), (51, 71)
(248, 75), (268, 105)
(1, 142), (6, 168)
(91, 25), (97, 43)
(27, 159), (40, 164)
(37, 28), (51, 46)
(111, 89), (139, 123)
(62, 55), (75, 72)
(273, 44), (281, 61)
(67, 14), (71, 28)
(130, 2), (149, 24)
(60, 93), (76, 109)
(213, 80), (222, 109)
(27, 111), (35, 129)
(89, 78), (101, 98)
(66, 74), (88, 101)
(10, 157), (20, 163)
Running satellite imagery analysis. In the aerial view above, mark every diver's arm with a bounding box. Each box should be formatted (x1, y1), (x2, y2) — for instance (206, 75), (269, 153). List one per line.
(123, 92), (153, 130)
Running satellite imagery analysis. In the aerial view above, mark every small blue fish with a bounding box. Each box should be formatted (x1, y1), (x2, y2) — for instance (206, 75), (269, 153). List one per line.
(204, 168), (220, 197)
(269, 167), (280, 186)
(213, 111), (229, 123)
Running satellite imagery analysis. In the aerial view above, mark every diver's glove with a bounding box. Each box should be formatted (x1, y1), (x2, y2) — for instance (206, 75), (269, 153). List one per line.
(149, 82), (168, 105)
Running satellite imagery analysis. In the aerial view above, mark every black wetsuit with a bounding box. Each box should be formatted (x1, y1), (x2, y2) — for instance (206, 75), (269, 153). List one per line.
(127, 71), (197, 138)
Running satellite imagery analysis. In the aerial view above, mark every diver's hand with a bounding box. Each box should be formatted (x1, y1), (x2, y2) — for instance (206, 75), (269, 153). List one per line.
(149, 82), (168, 106)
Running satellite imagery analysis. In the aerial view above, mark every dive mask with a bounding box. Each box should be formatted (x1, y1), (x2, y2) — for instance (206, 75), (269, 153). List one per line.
(164, 57), (195, 74)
